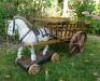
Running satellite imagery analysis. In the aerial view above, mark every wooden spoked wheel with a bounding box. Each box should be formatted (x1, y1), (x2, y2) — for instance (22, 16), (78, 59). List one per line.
(51, 53), (60, 63)
(28, 64), (40, 75)
(69, 31), (87, 55)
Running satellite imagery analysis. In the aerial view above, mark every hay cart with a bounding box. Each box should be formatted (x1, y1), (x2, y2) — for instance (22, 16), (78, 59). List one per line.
(16, 17), (89, 75)
(30, 17), (89, 54)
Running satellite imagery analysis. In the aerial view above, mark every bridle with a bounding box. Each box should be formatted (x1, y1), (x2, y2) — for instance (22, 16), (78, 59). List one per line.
(13, 18), (15, 34)
(12, 17), (32, 43)
(11, 17), (48, 43)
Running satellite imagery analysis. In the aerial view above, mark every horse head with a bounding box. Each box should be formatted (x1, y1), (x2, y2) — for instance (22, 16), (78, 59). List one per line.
(7, 19), (18, 36)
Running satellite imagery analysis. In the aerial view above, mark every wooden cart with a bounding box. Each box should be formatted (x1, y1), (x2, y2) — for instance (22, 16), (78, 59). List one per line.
(29, 17), (89, 54)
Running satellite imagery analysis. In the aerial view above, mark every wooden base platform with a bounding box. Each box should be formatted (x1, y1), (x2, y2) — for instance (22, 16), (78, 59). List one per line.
(16, 51), (59, 75)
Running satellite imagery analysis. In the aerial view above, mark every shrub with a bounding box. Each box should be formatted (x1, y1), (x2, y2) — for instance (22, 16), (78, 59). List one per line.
(0, 2), (16, 40)
(0, 4), (8, 40)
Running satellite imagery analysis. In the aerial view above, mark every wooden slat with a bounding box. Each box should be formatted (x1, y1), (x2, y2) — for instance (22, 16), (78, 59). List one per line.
(37, 38), (70, 45)
(27, 17), (88, 42)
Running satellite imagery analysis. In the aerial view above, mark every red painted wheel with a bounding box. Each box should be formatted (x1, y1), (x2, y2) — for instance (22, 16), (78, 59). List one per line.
(69, 31), (87, 55)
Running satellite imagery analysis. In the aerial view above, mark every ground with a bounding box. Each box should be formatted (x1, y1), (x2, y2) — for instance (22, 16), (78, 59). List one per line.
(0, 35), (100, 81)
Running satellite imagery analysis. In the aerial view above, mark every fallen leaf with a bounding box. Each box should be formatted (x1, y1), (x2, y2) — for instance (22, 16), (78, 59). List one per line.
(93, 72), (99, 77)
(89, 53), (95, 56)
(84, 59), (90, 64)
(96, 77), (100, 81)
(59, 79), (65, 81)
(5, 74), (11, 79)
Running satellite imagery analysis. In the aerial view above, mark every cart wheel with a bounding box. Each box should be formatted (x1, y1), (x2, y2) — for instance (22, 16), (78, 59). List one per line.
(51, 53), (60, 63)
(69, 31), (87, 55)
(28, 64), (40, 75)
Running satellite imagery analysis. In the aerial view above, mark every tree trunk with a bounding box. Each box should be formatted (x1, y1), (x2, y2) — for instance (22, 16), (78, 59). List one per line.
(52, 0), (58, 16)
(62, 0), (70, 17)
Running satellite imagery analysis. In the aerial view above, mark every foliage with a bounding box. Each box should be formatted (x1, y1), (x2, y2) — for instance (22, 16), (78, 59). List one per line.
(0, 2), (17, 40)
(0, 3), (8, 39)
(69, 0), (95, 17)
(90, 20), (100, 35)
(17, 0), (53, 17)
(69, 0), (100, 35)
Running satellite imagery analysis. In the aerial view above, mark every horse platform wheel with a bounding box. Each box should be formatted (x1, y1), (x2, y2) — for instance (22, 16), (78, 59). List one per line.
(28, 64), (40, 75)
(16, 51), (59, 75)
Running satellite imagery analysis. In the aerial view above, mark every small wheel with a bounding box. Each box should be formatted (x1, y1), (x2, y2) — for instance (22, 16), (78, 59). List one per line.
(51, 53), (60, 63)
(28, 64), (40, 75)
(69, 31), (87, 55)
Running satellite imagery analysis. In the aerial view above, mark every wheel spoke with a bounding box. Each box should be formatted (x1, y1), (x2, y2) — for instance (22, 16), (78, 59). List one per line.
(69, 31), (86, 55)
(70, 46), (76, 53)
(78, 35), (85, 48)
(76, 33), (82, 41)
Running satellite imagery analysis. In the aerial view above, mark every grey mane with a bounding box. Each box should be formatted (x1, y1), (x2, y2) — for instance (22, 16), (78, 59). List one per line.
(14, 16), (33, 28)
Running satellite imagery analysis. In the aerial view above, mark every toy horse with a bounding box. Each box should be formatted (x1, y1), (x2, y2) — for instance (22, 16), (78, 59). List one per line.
(7, 16), (50, 62)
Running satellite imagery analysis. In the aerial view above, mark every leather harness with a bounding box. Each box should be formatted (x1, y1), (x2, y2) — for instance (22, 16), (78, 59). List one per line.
(13, 18), (49, 43)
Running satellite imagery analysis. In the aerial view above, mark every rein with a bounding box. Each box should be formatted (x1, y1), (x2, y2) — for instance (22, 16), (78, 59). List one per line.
(13, 18), (15, 34)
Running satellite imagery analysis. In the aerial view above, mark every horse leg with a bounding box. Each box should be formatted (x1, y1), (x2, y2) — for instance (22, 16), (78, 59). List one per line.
(17, 46), (23, 59)
(42, 45), (49, 55)
(30, 46), (36, 61)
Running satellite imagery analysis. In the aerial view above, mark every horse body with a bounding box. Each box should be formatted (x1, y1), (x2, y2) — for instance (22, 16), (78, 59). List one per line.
(7, 16), (50, 61)
(16, 19), (38, 45)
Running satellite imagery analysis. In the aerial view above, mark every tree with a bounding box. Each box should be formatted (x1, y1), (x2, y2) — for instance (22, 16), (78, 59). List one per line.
(53, 0), (58, 16)
(62, 0), (70, 17)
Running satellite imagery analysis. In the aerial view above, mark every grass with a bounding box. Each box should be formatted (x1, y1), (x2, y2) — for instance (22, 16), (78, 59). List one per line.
(0, 35), (100, 81)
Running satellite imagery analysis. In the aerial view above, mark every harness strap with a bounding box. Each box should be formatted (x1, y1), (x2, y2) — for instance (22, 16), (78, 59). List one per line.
(44, 28), (48, 36)
(39, 29), (44, 37)
(39, 28), (48, 37)
(19, 30), (31, 43)
(13, 18), (15, 34)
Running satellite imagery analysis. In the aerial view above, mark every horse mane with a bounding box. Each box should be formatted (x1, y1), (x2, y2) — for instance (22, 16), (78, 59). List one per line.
(14, 15), (33, 28)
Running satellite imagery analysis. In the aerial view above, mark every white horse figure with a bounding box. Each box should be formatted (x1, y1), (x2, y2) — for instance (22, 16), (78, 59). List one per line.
(7, 16), (50, 62)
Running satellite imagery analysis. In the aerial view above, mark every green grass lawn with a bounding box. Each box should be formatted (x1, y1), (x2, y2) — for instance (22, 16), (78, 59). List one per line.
(0, 35), (100, 81)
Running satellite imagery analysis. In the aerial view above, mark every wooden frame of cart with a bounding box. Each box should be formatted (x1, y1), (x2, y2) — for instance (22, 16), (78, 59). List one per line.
(29, 17), (89, 54)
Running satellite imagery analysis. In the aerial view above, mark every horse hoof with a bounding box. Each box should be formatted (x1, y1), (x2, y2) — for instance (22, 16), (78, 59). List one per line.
(51, 53), (60, 64)
(15, 58), (19, 64)
(15, 57), (23, 64)
(28, 64), (40, 75)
